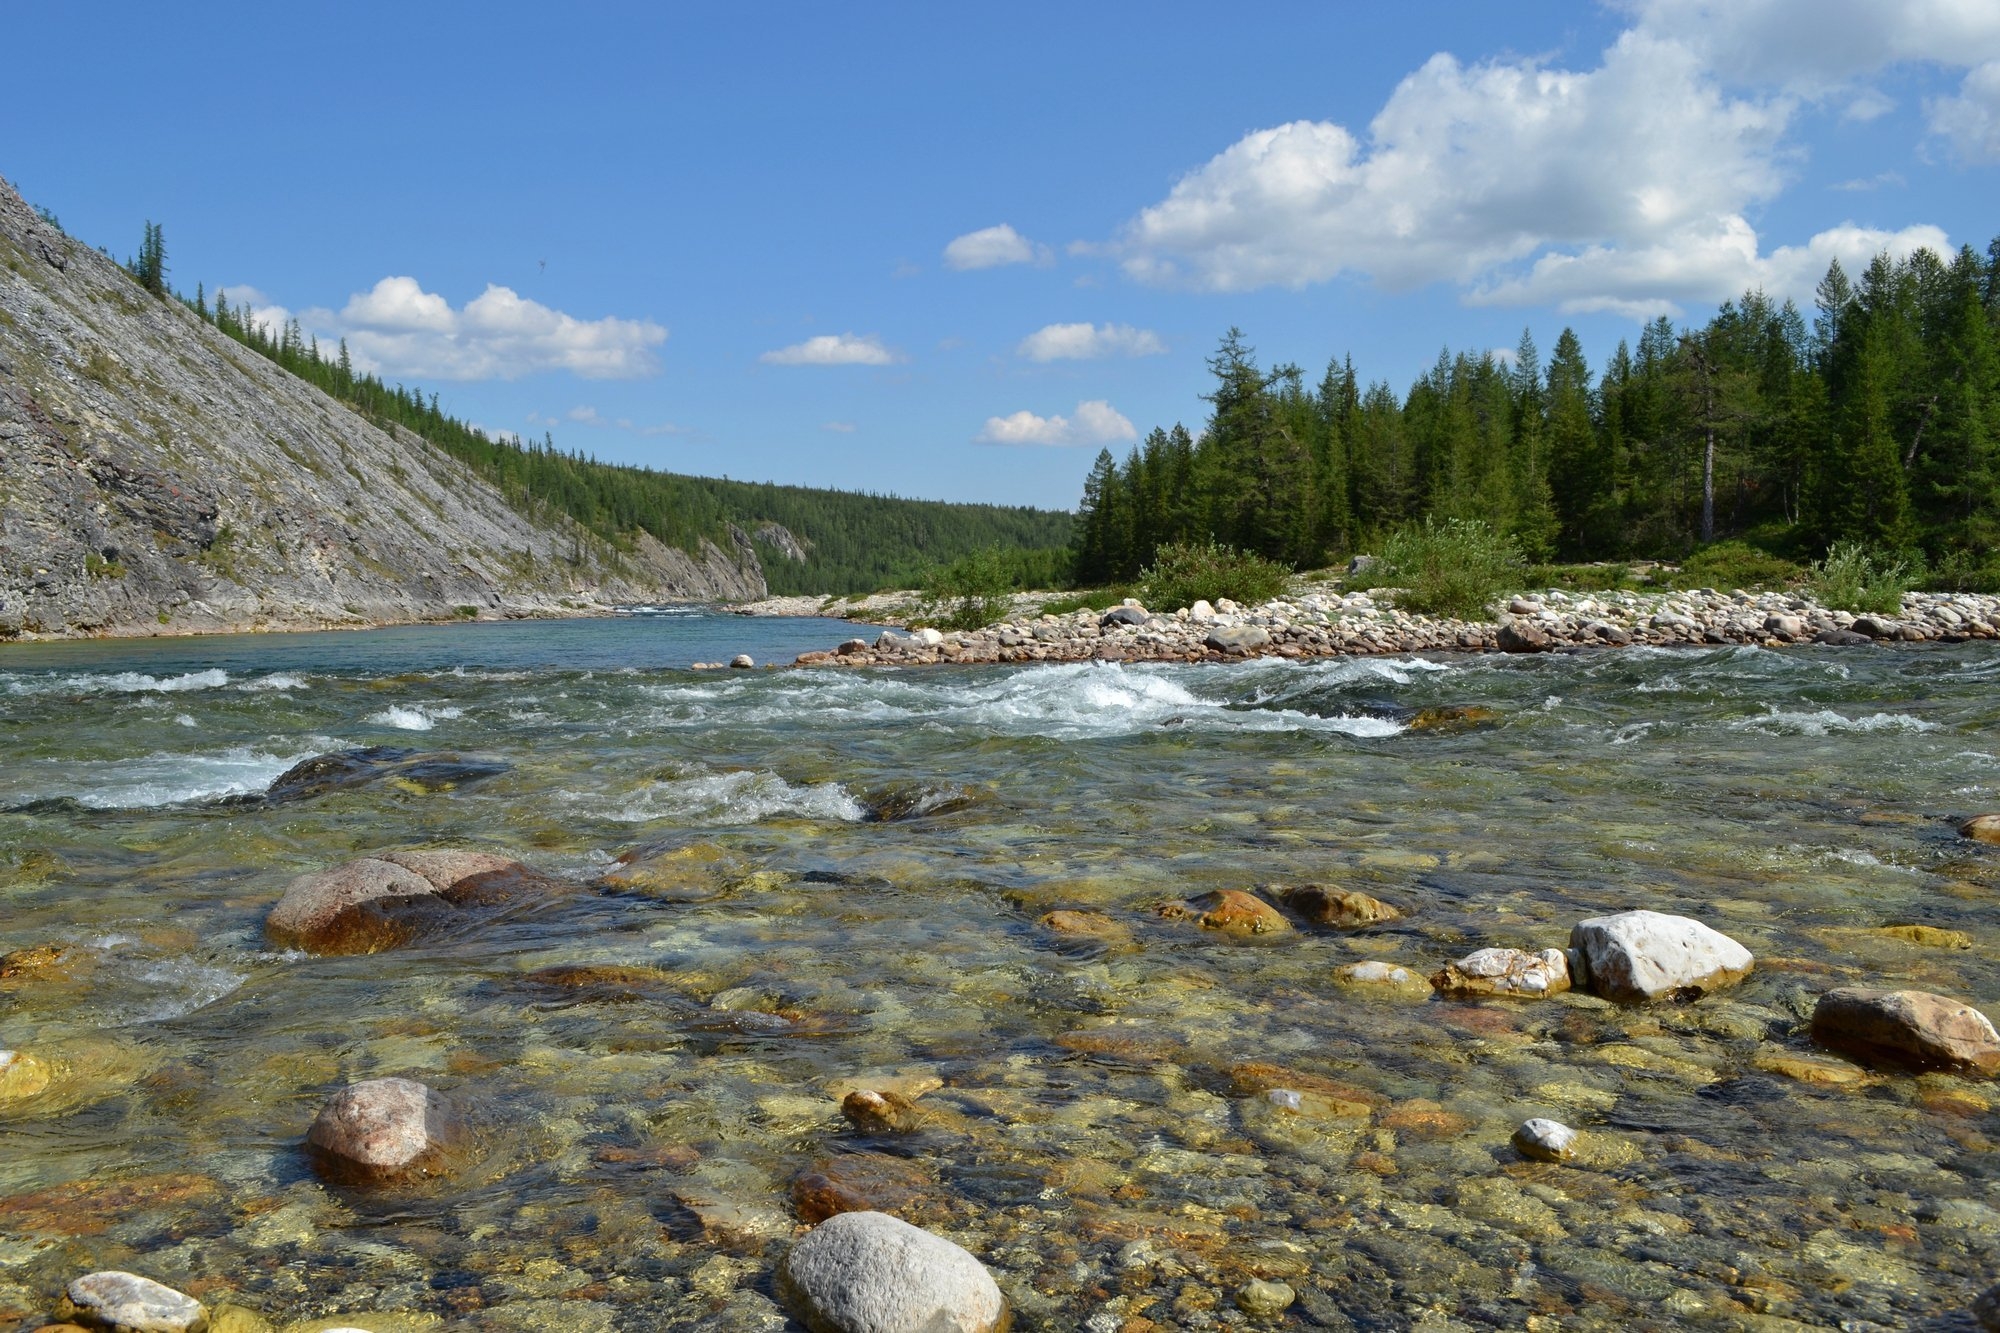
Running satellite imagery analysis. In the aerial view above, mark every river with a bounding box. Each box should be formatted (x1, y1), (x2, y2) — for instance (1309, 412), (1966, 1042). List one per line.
(1, 615), (1996, 1329)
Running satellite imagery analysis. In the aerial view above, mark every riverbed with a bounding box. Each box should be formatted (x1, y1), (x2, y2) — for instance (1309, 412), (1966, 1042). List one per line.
(1, 615), (1997, 1329)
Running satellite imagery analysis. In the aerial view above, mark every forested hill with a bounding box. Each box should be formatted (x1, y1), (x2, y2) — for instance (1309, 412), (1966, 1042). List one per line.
(193, 290), (1072, 596)
(1075, 240), (2000, 588)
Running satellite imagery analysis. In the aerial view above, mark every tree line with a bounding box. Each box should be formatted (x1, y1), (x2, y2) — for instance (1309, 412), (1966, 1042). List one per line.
(111, 224), (1072, 596)
(1073, 241), (2000, 588)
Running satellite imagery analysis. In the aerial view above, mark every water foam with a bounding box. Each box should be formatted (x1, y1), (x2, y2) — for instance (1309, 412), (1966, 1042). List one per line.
(368, 704), (465, 731)
(589, 769), (867, 825)
(3, 668), (231, 697)
(22, 745), (326, 809)
(1730, 706), (1938, 737)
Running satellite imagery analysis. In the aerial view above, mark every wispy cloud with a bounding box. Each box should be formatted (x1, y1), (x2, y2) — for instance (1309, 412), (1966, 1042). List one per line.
(760, 333), (902, 366)
(1017, 322), (1167, 362)
(821, 420), (857, 433)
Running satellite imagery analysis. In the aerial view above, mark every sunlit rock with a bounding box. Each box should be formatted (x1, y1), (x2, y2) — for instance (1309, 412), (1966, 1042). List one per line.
(1512, 1117), (1577, 1162)
(1278, 884), (1400, 927)
(1430, 947), (1571, 998)
(1569, 910), (1753, 1001)
(1811, 987), (2000, 1074)
(1158, 889), (1289, 939)
(55, 1271), (206, 1332)
(305, 1077), (464, 1185)
(778, 1210), (1006, 1333)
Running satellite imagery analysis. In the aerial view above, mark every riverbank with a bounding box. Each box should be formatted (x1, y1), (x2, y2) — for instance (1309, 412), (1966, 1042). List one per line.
(791, 585), (2000, 668)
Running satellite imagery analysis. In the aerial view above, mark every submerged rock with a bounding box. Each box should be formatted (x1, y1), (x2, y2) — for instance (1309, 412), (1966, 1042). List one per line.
(1431, 947), (1571, 998)
(0, 1048), (51, 1102)
(262, 746), (509, 803)
(1036, 909), (1133, 949)
(56, 1271), (207, 1332)
(1512, 1117), (1578, 1163)
(305, 1077), (464, 1185)
(1406, 704), (1501, 733)
(1569, 910), (1753, 1001)
(792, 1153), (937, 1225)
(841, 1089), (926, 1135)
(1278, 884), (1401, 927)
(1961, 814), (2000, 844)
(1159, 889), (1289, 939)
(1236, 1279), (1296, 1317)
(266, 851), (545, 955)
(1810, 987), (2000, 1074)
(778, 1210), (1006, 1333)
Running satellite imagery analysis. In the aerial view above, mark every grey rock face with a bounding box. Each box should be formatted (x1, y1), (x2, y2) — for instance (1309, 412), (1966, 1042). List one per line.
(306, 1077), (464, 1184)
(1569, 910), (1753, 1001)
(778, 1210), (1007, 1333)
(59, 1270), (207, 1332)
(0, 173), (775, 640)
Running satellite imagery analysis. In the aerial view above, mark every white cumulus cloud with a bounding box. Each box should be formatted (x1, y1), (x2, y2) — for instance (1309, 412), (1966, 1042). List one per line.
(1621, 0), (2000, 88)
(559, 404), (691, 436)
(976, 400), (1137, 447)
(1017, 322), (1168, 362)
(1930, 60), (2000, 162)
(759, 333), (902, 366)
(944, 224), (1052, 270)
(300, 276), (664, 380)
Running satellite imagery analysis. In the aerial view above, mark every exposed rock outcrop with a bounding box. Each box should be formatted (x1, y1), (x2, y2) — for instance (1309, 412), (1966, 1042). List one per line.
(0, 173), (772, 639)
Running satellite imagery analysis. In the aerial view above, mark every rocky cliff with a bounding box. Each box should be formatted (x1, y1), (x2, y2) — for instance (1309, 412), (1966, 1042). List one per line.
(0, 175), (777, 639)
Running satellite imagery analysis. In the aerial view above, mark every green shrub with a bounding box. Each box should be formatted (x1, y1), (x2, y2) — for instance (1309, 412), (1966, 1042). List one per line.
(1137, 541), (1291, 612)
(1808, 542), (1912, 615)
(1357, 518), (1523, 620)
(1923, 548), (2000, 594)
(1662, 540), (1801, 591)
(84, 552), (127, 580)
(1524, 562), (1636, 593)
(454, 605), (480, 619)
(916, 547), (1016, 631)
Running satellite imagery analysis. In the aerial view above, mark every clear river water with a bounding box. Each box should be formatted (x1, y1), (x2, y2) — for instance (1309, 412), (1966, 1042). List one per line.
(1, 613), (1997, 1331)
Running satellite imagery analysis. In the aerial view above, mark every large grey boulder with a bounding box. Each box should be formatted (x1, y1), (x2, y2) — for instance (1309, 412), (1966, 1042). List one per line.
(778, 1210), (1007, 1333)
(1205, 625), (1270, 653)
(1099, 605), (1149, 627)
(57, 1271), (207, 1332)
(1811, 987), (2000, 1074)
(1569, 910), (1753, 1001)
(1497, 620), (1550, 653)
(306, 1077), (465, 1185)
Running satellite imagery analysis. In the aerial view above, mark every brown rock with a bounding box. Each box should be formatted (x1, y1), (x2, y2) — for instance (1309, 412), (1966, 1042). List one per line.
(1811, 987), (2000, 1074)
(264, 858), (443, 955)
(1158, 889), (1289, 939)
(0, 943), (92, 988)
(377, 848), (522, 893)
(1874, 923), (1973, 949)
(0, 1173), (219, 1238)
(519, 963), (673, 1001)
(1382, 1099), (1473, 1139)
(305, 1077), (464, 1185)
(1227, 1062), (1386, 1108)
(1497, 620), (1550, 652)
(1407, 705), (1499, 733)
(1037, 909), (1134, 948)
(841, 1089), (926, 1135)
(1056, 1028), (1184, 1063)
(1278, 885), (1401, 928)
(791, 1151), (936, 1224)
(1959, 814), (2000, 844)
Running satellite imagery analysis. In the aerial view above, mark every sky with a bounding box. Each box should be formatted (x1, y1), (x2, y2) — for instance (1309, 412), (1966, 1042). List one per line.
(6, 2), (1998, 510)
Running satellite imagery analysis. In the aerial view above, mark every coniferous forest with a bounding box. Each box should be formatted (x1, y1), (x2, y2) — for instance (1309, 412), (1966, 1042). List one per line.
(1073, 243), (2000, 590)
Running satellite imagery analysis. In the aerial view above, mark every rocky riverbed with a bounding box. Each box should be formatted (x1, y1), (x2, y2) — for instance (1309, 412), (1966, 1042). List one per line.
(789, 587), (2000, 669)
(4, 616), (2000, 1330)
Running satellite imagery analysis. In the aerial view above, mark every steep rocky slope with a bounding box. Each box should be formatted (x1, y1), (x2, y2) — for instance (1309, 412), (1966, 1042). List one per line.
(0, 175), (774, 639)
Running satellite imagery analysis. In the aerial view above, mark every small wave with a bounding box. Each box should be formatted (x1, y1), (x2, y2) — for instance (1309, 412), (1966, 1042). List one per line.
(585, 768), (867, 825)
(369, 704), (465, 731)
(1730, 706), (1938, 737)
(240, 672), (308, 692)
(3, 668), (231, 697)
(13, 745), (325, 810)
(124, 959), (247, 1024)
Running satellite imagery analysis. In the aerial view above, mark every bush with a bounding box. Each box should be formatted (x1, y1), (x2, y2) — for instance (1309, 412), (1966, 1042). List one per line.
(1662, 540), (1801, 592)
(916, 547), (1017, 631)
(1524, 562), (1636, 593)
(1356, 518), (1522, 620)
(1808, 542), (1913, 615)
(1923, 547), (2000, 594)
(1137, 541), (1291, 612)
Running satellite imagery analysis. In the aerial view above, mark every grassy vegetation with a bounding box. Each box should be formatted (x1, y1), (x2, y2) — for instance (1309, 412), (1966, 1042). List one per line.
(913, 548), (1019, 631)
(84, 552), (126, 579)
(1522, 562), (1639, 593)
(1808, 542), (1913, 615)
(1137, 540), (1291, 613)
(1350, 518), (1523, 619)
(1659, 540), (1803, 591)
(1037, 587), (1131, 616)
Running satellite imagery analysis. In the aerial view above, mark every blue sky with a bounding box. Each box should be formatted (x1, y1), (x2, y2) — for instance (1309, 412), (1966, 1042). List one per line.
(7, 2), (1998, 509)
